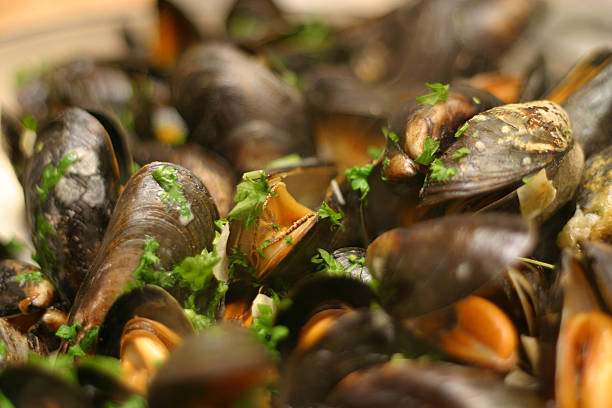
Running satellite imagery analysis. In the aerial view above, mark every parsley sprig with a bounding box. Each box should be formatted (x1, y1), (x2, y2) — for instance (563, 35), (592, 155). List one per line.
(317, 202), (344, 231)
(345, 163), (375, 201)
(429, 159), (457, 182)
(311, 248), (346, 275)
(12, 271), (44, 285)
(382, 126), (399, 143)
(415, 83), (450, 105)
(250, 295), (289, 361)
(454, 122), (469, 138)
(451, 147), (471, 159)
(414, 136), (440, 166)
(228, 170), (278, 228)
(55, 323), (99, 357)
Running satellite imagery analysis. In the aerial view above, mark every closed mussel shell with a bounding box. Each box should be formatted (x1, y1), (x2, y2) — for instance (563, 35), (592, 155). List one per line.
(66, 161), (218, 346)
(23, 107), (122, 303)
(366, 213), (536, 318)
(420, 101), (573, 207)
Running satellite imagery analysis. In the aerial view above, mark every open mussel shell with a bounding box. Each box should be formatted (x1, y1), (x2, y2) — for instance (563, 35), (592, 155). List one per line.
(148, 324), (277, 408)
(547, 48), (612, 158)
(366, 213), (536, 319)
(281, 308), (395, 408)
(97, 285), (193, 358)
(326, 359), (546, 408)
(0, 260), (54, 318)
(558, 145), (612, 253)
(23, 107), (122, 303)
(276, 275), (377, 357)
(132, 141), (237, 217)
(0, 318), (45, 368)
(66, 161), (218, 345)
(0, 366), (94, 408)
(171, 42), (314, 173)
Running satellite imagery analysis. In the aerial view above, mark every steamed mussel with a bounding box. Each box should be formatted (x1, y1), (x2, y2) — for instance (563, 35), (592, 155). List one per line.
(2, 1), (612, 406)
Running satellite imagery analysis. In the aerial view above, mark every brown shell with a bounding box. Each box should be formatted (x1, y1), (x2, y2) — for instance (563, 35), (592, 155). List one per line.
(421, 100), (573, 206)
(66, 161), (218, 346)
(23, 107), (122, 303)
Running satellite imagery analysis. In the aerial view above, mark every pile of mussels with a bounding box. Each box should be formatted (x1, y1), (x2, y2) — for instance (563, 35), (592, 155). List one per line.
(0, 0), (611, 406)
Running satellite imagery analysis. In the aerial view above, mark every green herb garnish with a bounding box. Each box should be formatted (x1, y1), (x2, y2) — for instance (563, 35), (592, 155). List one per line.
(67, 327), (99, 357)
(472, 130), (480, 138)
(271, 223), (280, 231)
(382, 126), (399, 143)
(317, 202), (344, 231)
(345, 163), (375, 201)
(56, 322), (82, 343)
(0, 390), (15, 408)
(415, 83), (450, 105)
(35, 152), (79, 203)
(454, 122), (469, 138)
(228, 170), (278, 228)
(104, 394), (147, 408)
(20, 115), (37, 132)
(152, 165), (193, 224)
(284, 236), (294, 245)
(0, 340), (7, 357)
(311, 248), (346, 276)
(414, 136), (440, 166)
(250, 303), (289, 361)
(522, 176), (534, 184)
(12, 271), (44, 284)
(429, 159), (457, 182)
(79, 355), (122, 380)
(472, 96), (481, 105)
(124, 237), (178, 292)
(451, 147), (471, 159)
(257, 240), (271, 258)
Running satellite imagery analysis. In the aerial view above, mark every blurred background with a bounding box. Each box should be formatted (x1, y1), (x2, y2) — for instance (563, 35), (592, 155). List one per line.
(0, 0), (610, 253)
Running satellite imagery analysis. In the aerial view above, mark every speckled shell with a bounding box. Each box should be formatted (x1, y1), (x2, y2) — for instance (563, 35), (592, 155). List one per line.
(66, 162), (218, 346)
(23, 107), (122, 303)
(421, 100), (573, 206)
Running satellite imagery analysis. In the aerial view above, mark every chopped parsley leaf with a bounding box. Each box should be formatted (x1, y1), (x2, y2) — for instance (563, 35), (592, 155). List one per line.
(284, 236), (294, 245)
(472, 130), (480, 138)
(228, 170), (278, 228)
(317, 202), (344, 231)
(311, 248), (346, 276)
(382, 126), (399, 143)
(257, 240), (271, 258)
(0, 340), (7, 356)
(12, 271), (44, 284)
(250, 303), (289, 361)
(454, 122), (469, 138)
(152, 165), (193, 224)
(264, 153), (302, 169)
(415, 83), (450, 106)
(429, 159), (457, 182)
(522, 176), (534, 184)
(345, 163), (375, 201)
(35, 152), (79, 203)
(104, 393), (147, 408)
(56, 322), (82, 343)
(271, 223), (280, 231)
(20, 115), (37, 132)
(414, 136), (440, 166)
(451, 147), (471, 159)
(67, 327), (98, 357)
(472, 96), (481, 105)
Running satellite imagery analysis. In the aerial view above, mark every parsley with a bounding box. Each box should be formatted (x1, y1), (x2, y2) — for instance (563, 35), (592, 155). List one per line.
(414, 136), (440, 166)
(174, 248), (220, 292)
(35, 152), (79, 203)
(429, 159), (457, 182)
(384, 158), (391, 167)
(284, 236), (294, 245)
(345, 163), (375, 201)
(0, 340), (6, 356)
(20, 115), (37, 132)
(12, 271), (44, 284)
(522, 176), (534, 184)
(415, 83), (450, 105)
(124, 237), (179, 292)
(454, 122), (469, 138)
(250, 303), (289, 361)
(317, 202), (344, 231)
(257, 240), (271, 258)
(1, 238), (24, 259)
(79, 355), (122, 380)
(382, 126), (399, 143)
(451, 147), (471, 159)
(367, 146), (384, 159)
(105, 394), (147, 408)
(346, 254), (366, 274)
(228, 170), (278, 228)
(264, 153), (302, 169)
(67, 327), (98, 357)
(472, 96), (481, 105)
(152, 165), (193, 224)
(184, 280), (228, 331)
(311, 249), (346, 276)
(271, 223), (280, 231)
(563, 129), (572, 135)
(56, 322), (82, 343)
(228, 246), (254, 278)
(472, 130), (480, 138)
(0, 390), (15, 408)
